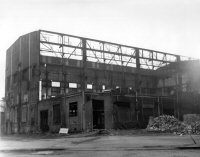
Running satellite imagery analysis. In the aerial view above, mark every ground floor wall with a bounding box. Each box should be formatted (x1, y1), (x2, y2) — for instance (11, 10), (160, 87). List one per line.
(64, 94), (83, 132)
(4, 100), (38, 134)
(63, 94), (176, 131)
(4, 93), (179, 134)
(38, 99), (62, 133)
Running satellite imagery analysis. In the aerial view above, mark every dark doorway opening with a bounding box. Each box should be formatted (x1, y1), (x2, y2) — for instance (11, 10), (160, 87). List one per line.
(40, 110), (49, 132)
(92, 99), (105, 129)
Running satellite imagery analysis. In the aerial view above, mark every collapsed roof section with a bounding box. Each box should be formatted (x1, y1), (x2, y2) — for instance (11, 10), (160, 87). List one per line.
(39, 30), (194, 71)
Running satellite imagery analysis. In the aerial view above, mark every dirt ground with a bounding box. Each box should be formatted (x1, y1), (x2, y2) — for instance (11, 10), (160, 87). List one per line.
(0, 130), (200, 157)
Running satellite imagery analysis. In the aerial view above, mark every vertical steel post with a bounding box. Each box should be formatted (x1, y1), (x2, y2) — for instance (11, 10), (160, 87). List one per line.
(135, 48), (140, 125)
(45, 65), (48, 99)
(81, 38), (87, 130)
(17, 37), (22, 133)
(135, 48), (140, 92)
(61, 35), (67, 128)
(176, 55), (181, 119)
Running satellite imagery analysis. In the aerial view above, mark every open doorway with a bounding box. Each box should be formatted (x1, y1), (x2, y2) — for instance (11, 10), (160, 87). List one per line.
(92, 100), (105, 129)
(40, 110), (49, 132)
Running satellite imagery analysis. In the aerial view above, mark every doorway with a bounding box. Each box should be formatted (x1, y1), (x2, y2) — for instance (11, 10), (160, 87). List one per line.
(92, 100), (105, 129)
(40, 110), (49, 132)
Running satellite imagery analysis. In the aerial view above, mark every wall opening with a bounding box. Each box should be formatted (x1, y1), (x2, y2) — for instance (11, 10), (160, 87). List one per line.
(69, 102), (78, 117)
(87, 84), (93, 89)
(52, 81), (60, 87)
(92, 99), (104, 129)
(40, 110), (49, 132)
(69, 83), (77, 88)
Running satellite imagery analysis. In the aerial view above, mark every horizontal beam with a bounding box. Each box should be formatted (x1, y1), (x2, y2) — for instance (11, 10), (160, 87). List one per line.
(40, 41), (175, 64)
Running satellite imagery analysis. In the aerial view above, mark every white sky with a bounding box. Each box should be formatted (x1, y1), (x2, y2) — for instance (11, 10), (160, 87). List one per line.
(0, 0), (200, 98)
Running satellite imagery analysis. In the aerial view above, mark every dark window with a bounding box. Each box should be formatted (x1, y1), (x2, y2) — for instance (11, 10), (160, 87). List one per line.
(53, 104), (61, 125)
(69, 102), (77, 117)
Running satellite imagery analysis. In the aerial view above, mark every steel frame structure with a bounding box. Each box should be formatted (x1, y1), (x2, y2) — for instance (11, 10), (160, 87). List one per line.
(40, 30), (192, 70)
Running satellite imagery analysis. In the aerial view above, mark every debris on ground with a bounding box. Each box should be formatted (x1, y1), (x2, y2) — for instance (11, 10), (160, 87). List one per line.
(183, 114), (200, 134)
(146, 115), (186, 134)
(96, 129), (111, 136)
(146, 114), (200, 135)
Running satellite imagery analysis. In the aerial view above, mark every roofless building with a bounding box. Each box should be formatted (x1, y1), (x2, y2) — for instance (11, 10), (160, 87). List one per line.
(5, 30), (200, 133)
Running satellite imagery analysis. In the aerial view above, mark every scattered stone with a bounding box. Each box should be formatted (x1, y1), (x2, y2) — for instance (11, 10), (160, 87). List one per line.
(146, 115), (185, 133)
(183, 114), (200, 134)
(146, 114), (200, 135)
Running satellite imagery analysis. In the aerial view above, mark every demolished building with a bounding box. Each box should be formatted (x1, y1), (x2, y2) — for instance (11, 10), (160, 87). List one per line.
(5, 30), (200, 133)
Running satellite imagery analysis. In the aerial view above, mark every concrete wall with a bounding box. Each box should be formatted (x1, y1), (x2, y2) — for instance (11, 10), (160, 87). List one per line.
(84, 96), (92, 131)
(63, 94), (137, 131)
(64, 94), (83, 132)
(5, 31), (40, 134)
(6, 31), (40, 77)
(112, 96), (136, 128)
(40, 56), (158, 96)
(38, 99), (61, 133)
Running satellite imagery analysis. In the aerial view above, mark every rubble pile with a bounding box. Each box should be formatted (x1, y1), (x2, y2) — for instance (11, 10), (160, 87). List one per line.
(146, 115), (186, 133)
(183, 114), (200, 134)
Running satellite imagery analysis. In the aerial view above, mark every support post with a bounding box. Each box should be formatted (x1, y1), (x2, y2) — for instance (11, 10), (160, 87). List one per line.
(81, 38), (87, 131)
(176, 55), (181, 119)
(61, 35), (67, 128)
(17, 37), (22, 133)
(17, 62), (22, 133)
(135, 48), (140, 93)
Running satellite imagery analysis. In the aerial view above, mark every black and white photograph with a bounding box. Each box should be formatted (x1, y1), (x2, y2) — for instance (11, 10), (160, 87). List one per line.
(0, 0), (200, 156)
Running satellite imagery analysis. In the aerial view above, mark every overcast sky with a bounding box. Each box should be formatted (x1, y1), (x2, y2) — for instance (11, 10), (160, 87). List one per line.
(0, 0), (200, 99)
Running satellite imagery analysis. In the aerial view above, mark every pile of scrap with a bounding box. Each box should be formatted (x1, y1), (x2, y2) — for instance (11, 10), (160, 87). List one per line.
(183, 114), (200, 134)
(146, 115), (186, 133)
(147, 114), (200, 134)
